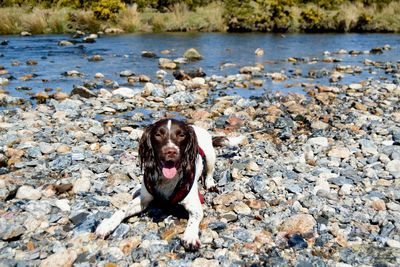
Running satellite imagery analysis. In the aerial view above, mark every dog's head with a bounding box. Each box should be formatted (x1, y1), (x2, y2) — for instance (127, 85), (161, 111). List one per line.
(139, 119), (198, 181)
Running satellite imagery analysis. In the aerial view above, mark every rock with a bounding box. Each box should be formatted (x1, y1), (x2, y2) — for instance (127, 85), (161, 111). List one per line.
(280, 214), (316, 235)
(88, 55), (103, 62)
(141, 51), (156, 58)
(58, 40), (74, 46)
(288, 234), (308, 249)
(386, 239), (400, 248)
(21, 31), (32, 36)
(328, 146), (351, 159)
(360, 139), (378, 155)
(112, 87), (137, 98)
(192, 258), (219, 267)
(73, 175), (91, 194)
(386, 160), (400, 178)
(0, 77), (9, 86)
(120, 70), (134, 77)
(233, 202), (251, 215)
(311, 120), (329, 130)
(255, 48), (264, 56)
(307, 137), (329, 147)
(183, 48), (202, 60)
(16, 185), (41, 200)
(40, 249), (77, 267)
(371, 199), (386, 211)
(71, 86), (96, 98)
(35, 92), (49, 101)
(0, 224), (26, 241)
(159, 58), (177, 69)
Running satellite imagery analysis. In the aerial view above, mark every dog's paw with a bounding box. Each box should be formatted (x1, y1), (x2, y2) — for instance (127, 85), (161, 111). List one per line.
(95, 219), (114, 239)
(205, 179), (218, 192)
(181, 232), (201, 251)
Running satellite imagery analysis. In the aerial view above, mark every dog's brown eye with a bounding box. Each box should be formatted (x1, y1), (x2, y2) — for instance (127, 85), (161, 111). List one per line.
(155, 133), (162, 138)
(178, 133), (186, 138)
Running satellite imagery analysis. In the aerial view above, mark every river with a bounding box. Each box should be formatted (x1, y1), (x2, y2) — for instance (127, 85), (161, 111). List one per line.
(0, 33), (399, 100)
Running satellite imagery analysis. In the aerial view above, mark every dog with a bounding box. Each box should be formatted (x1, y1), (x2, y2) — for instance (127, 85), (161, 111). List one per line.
(95, 118), (243, 250)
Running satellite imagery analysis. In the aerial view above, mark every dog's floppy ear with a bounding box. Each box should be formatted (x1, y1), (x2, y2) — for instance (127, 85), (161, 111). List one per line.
(138, 123), (156, 172)
(181, 124), (198, 175)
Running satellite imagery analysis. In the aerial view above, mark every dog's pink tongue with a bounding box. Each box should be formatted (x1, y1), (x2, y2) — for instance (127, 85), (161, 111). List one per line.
(162, 167), (177, 179)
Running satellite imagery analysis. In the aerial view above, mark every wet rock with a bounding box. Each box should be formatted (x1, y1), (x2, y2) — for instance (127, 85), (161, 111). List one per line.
(159, 58), (177, 69)
(183, 48), (203, 60)
(21, 31), (32, 36)
(88, 55), (103, 62)
(71, 86), (96, 98)
(58, 40), (74, 46)
(141, 51), (156, 58)
(255, 48), (264, 56)
(120, 70), (134, 77)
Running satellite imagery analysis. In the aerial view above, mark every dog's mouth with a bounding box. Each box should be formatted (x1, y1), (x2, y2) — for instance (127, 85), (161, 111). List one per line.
(161, 161), (177, 179)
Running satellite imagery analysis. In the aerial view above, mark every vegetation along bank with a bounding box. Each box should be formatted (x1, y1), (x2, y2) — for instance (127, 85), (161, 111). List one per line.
(1, 0), (400, 34)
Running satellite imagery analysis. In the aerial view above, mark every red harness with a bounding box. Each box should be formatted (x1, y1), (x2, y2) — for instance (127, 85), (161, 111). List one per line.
(144, 147), (205, 205)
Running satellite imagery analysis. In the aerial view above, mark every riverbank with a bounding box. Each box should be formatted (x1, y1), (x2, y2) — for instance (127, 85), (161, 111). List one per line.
(0, 44), (400, 265)
(1, 1), (400, 35)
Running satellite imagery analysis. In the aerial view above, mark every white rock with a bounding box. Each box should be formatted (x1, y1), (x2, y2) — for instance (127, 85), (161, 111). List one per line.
(308, 137), (329, 147)
(339, 184), (353, 195)
(73, 170), (92, 193)
(386, 239), (400, 248)
(16, 185), (42, 200)
(386, 160), (400, 178)
(55, 199), (70, 212)
(112, 87), (138, 98)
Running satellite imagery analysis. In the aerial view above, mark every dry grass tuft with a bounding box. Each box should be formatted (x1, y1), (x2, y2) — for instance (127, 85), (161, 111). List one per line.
(118, 4), (142, 32)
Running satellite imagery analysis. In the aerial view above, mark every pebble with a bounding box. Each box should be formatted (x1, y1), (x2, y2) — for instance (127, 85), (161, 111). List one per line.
(16, 185), (42, 200)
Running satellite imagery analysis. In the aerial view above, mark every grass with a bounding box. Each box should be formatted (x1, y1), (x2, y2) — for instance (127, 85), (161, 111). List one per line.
(0, 1), (399, 34)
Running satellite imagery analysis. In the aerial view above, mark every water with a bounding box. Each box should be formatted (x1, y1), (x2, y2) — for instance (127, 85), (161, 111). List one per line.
(0, 33), (399, 100)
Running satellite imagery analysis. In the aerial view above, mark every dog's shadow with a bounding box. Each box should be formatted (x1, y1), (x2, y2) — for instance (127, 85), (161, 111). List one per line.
(142, 201), (189, 223)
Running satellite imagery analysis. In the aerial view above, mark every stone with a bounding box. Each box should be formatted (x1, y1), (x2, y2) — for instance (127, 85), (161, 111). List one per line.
(233, 202), (251, 215)
(183, 48), (203, 60)
(40, 249), (77, 267)
(112, 87), (137, 98)
(16, 185), (42, 200)
(311, 120), (329, 130)
(307, 137), (329, 147)
(58, 40), (74, 46)
(328, 146), (351, 159)
(73, 175), (91, 194)
(255, 48), (264, 56)
(386, 239), (400, 248)
(280, 214), (316, 235)
(360, 139), (378, 155)
(371, 199), (386, 211)
(159, 58), (177, 69)
(71, 86), (96, 98)
(386, 160), (400, 178)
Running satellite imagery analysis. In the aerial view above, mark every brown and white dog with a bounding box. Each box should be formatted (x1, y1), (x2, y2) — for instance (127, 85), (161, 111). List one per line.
(95, 118), (243, 250)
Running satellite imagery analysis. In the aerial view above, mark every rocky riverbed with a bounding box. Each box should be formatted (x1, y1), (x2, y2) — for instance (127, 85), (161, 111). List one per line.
(1, 44), (400, 266)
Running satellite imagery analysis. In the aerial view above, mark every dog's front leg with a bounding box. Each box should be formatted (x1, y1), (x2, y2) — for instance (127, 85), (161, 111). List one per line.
(95, 185), (153, 238)
(181, 183), (203, 251)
